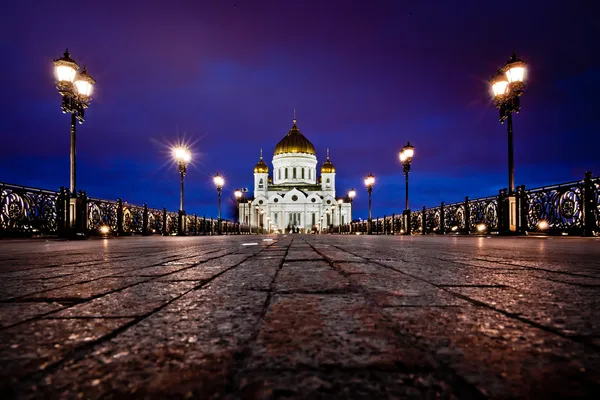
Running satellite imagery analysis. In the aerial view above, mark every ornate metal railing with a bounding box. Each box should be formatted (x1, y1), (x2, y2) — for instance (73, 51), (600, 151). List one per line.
(0, 183), (59, 235)
(0, 182), (251, 237)
(348, 171), (599, 237)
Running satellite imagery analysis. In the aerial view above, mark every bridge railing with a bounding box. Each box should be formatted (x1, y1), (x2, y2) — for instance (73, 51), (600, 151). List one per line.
(0, 183), (249, 237)
(348, 171), (599, 237)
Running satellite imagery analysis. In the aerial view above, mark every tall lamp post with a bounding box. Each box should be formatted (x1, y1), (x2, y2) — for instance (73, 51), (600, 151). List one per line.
(213, 173), (224, 234)
(364, 174), (375, 234)
(53, 49), (95, 233)
(490, 53), (527, 233)
(173, 146), (191, 235)
(399, 142), (415, 235)
(234, 189), (243, 234)
(347, 189), (356, 233)
(337, 199), (344, 233)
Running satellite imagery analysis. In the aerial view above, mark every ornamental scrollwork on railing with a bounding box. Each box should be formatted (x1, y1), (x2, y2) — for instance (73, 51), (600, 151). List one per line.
(468, 196), (498, 231)
(527, 182), (583, 231)
(411, 211), (422, 233)
(0, 184), (58, 235)
(123, 204), (144, 233)
(148, 208), (164, 234)
(88, 199), (118, 232)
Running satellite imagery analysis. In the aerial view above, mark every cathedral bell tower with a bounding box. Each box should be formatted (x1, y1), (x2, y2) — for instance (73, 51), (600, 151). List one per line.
(320, 148), (336, 197)
(253, 148), (269, 198)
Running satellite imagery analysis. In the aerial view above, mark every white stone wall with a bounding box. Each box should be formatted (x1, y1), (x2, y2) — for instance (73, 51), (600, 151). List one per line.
(272, 153), (318, 185)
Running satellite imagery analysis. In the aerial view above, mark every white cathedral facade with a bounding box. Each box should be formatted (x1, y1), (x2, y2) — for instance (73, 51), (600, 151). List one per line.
(238, 117), (351, 233)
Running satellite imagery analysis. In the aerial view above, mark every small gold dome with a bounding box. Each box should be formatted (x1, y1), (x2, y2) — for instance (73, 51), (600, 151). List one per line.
(274, 121), (316, 156)
(321, 159), (335, 173)
(254, 158), (268, 173)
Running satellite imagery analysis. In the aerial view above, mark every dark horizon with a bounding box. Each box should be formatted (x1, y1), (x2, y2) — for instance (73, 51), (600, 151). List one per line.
(1, 0), (599, 220)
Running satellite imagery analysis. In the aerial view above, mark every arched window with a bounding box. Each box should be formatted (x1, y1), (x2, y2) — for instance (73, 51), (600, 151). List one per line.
(293, 168), (297, 179)
(285, 169), (288, 179)
(302, 168), (305, 179)
(259, 178), (264, 188)
(326, 178), (331, 188)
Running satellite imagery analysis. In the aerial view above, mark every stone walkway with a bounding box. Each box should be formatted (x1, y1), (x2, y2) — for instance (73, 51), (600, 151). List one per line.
(1, 235), (599, 399)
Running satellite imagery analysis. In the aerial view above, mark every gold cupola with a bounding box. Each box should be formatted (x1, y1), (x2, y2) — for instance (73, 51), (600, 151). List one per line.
(254, 149), (269, 173)
(273, 115), (316, 156)
(321, 148), (336, 173)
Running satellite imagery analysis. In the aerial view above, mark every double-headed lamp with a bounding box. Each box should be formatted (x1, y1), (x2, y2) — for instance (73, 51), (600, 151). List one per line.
(234, 189), (242, 200)
(348, 189), (356, 200)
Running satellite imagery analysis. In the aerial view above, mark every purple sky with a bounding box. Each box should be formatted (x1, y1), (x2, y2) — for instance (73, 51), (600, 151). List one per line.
(1, 0), (599, 219)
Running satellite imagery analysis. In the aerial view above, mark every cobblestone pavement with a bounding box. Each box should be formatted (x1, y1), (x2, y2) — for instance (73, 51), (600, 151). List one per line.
(1, 235), (599, 399)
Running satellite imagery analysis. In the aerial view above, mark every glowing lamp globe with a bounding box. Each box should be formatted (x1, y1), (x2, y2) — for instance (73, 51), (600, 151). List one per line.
(54, 49), (79, 85)
(73, 68), (95, 100)
(213, 173), (224, 189)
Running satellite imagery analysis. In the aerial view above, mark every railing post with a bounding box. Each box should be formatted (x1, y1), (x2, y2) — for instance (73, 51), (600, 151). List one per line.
(162, 207), (168, 236)
(517, 185), (528, 234)
(497, 189), (506, 233)
(422, 206), (426, 235)
(439, 201), (446, 235)
(57, 186), (70, 237)
(142, 204), (149, 235)
(464, 196), (471, 235)
(391, 213), (395, 234)
(210, 217), (214, 235)
(194, 213), (198, 235)
(78, 190), (88, 234)
(117, 198), (124, 236)
(583, 171), (598, 237)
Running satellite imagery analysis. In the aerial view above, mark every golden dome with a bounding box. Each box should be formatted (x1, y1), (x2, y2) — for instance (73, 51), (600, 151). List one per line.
(254, 149), (269, 173)
(321, 159), (335, 173)
(254, 158), (268, 173)
(321, 149), (335, 173)
(274, 120), (316, 156)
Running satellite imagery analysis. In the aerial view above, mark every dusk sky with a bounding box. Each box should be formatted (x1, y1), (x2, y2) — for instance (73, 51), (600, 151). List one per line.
(1, 0), (598, 220)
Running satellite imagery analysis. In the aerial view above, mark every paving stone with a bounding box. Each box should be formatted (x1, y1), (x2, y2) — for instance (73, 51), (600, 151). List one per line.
(22, 277), (150, 300)
(275, 262), (349, 293)
(0, 302), (65, 328)
(0, 318), (132, 382)
(384, 305), (600, 398)
(247, 294), (427, 370)
(51, 281), (198, 317)
(32, 288), (268, 399)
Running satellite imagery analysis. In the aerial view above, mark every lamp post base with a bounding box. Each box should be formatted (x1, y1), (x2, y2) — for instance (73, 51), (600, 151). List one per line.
(177, 211), (187, 236)
(499, 194), (520, 235)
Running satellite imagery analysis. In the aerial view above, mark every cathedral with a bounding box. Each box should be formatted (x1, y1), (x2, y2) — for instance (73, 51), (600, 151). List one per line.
(238, 117), (351, 233)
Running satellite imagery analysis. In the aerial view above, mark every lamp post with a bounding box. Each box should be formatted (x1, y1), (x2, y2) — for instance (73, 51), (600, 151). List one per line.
(490, 53), (527, 233)
(234, 189), (243, 234)
(337, 199), (344, 233)
(173, 146), (191, 235)
(213, 173), (224, 234)
(53, 49), (95, 233)
(399, 142), (415, 235)
(347, 189), (356, 233)
(364, 174), (375, 234)
(247, 200), (252, 233)
(260, 209), (265, 233)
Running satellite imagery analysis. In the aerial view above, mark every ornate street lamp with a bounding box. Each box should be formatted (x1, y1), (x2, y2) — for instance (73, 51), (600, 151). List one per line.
(173, 146), (191, 235)
(364, 173), (375, 234)
(53, 49), (95, 232)
(234, 189), (243, 234)
(347, 189), (356, 233)
(490, 53), (527, 232)
(337, 199), (344, 233)
(399, 142), (415, 235)
(213, 173), (224, 234)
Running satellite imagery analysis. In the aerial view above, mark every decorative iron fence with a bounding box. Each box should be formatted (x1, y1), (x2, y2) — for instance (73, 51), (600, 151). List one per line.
(347, 171), (599, 237)
(0, 182), (252, 237)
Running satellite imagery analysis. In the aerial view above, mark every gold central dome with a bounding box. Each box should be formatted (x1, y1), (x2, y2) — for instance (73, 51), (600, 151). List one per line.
(273, 120), (316, 156)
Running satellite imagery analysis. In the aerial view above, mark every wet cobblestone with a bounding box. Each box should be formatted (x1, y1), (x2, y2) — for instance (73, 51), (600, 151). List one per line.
(0, 234), (599, 399)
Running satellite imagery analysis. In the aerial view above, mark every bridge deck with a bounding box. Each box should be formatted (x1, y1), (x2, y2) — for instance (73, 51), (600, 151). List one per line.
(1, 235), (599, 398)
